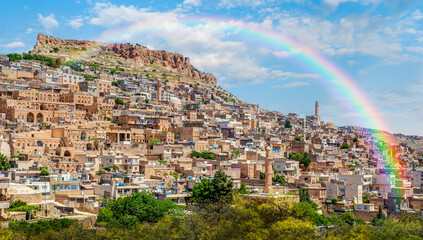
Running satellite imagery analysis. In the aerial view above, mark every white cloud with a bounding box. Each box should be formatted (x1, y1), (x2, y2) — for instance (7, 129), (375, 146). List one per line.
(269, 11), (423, 59)
(406, 46), (423, 54)
(25, 28), (33, 34)
(269, 70), (319, 80)
(275, 81), (310, 88)
(69, 17), (84, 29)
(219, 0), (267, 8)
(38, 14), (59, 32)
(322, 0), (382, 9)
(5, 41), (25, 48)
(88, 3), (274, 84)
(272, 50), (290, 58)
(183, 0), (202, 7)
(89, 3), (177, 27)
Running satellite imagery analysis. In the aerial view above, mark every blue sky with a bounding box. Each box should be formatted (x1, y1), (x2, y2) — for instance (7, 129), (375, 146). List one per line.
(1, 0), (423, 135)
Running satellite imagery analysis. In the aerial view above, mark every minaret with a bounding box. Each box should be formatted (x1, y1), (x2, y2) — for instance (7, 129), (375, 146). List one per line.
(315, 101), (319, 118)
(157, 81), (162, 102)
(264, 146), (273, 194)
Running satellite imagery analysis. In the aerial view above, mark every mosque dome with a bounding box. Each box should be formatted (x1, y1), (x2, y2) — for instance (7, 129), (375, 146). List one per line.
(326, 120), (334, 127)
(169, 97), (182, 106)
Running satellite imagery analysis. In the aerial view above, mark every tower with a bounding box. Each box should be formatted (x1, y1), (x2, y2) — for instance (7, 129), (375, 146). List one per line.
(264, 146), (273, 194)
(315, 101), (319, 118)
(157, 81), (162, 102)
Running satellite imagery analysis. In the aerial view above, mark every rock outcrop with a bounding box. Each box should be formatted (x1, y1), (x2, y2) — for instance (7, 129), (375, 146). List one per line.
(33, 33), (217, 85)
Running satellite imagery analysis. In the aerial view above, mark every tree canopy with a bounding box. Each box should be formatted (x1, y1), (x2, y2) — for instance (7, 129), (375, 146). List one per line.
(285, 120), (292, 129)
(340, 143), (350, 150)
(190, 150), (215, 160)
(288, 152), (311, 168)
(97, 192), (176, 228)
(191, 170), (234, 204)
(0, 153), (11, 171)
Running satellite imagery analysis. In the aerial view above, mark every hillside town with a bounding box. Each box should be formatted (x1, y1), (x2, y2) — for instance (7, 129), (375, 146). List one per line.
(0, 44), (422, 227)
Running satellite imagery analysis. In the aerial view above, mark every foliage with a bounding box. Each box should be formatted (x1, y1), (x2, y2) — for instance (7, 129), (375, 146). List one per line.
(237, 182), (248, 194)
(9, 200), (42, 220)
(111, 80), (120, 87)
(97, 192), (176, 228)
(288, 152), (311, 168)
(231, 150), (240, 159)
(115, 98), (124, 105)
(0, 153), (11, 171)
(170, 172), (178, 179)
(7, 53), (60, 68)
(83, 75), (94, 81)
(9, 218), (76, 236)
(260, 171), (265, 180)
(191, 171), (234, 204)
(272, 174), (286, 185)
(340, 143), (350, 149)
(110, 69), (116, 74)
(353, 137), (359, 142)
(6, 197), (423, 239)
(64, 60), (84, 72)
(363, 193), (376, 203)
(285, 120), (292, 128)
(190, 150), (215, 160)
(294, 136), (302, 142)
(149, 138), (162, 149)
(103, 166), (119, 172)
(40, 169), (49, 176)
(299, 188), (315, 206)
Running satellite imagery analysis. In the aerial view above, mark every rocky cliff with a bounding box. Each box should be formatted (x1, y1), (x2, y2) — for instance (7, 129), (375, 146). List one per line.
(33, 33), (217, 85)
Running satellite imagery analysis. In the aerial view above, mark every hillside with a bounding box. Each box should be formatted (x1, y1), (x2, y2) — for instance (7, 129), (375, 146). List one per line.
(31, 33), (217, 85)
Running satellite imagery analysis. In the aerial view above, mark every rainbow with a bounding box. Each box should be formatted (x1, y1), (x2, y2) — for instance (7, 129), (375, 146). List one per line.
(69, 16), (402, 184)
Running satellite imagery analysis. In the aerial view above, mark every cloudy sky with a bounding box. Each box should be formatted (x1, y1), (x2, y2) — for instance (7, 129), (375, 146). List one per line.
(1, 0), (423, 135)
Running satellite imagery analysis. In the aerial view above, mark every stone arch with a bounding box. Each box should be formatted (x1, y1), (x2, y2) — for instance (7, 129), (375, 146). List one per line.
(36, 113), (43, 123)
(86, 143), (93, 150)
(36, 140), (43, 147)
(27, 112), (34, 123)
(64, 150), (71, 157)
(81, 131), (87, 140)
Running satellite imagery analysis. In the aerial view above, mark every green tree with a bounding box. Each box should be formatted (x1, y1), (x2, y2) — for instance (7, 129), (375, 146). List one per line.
(269, 218), (316, 240)
(110, 69), (116, 74)
(111, 80), (120, 87)
(40, 169), (49, 176)
(285, 120), (292, 128)
(340, 143), (350, 150)
(97, 192), (176, 228)
(9, 200), (42, 220)
(237, 182), (248, 194)
(190, 150), (215, 160)
(288, 152), (311, 168)
(149, 139), (161, 149)
(294, 136), (302, 142)
(272, 174), (286, 185)
(299, 188), (313, 205)
(0, 153), (11, 171)
(115, 98), (124, 105)
(260, 171), (265, 180)
(191, 171), (234, 204)
(353, 137), (359, 142)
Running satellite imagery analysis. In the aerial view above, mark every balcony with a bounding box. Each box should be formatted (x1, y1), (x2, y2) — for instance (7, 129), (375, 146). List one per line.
(0, 202), (9, 209)
(0, 178), (9, 189)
